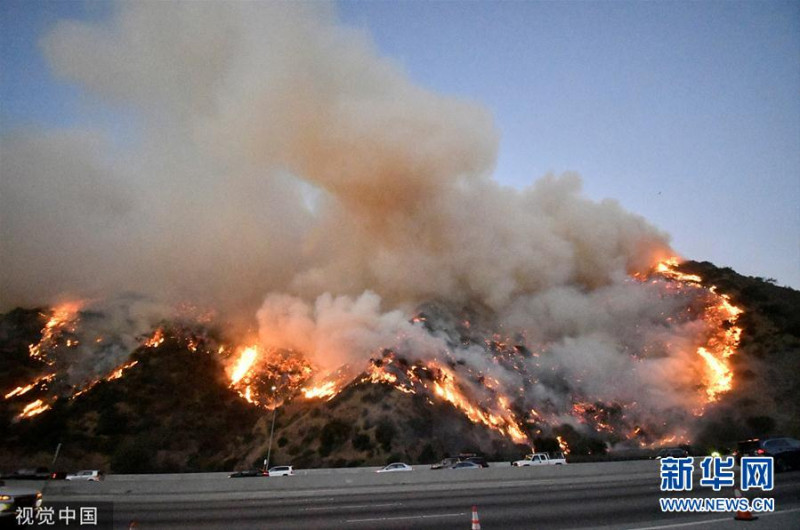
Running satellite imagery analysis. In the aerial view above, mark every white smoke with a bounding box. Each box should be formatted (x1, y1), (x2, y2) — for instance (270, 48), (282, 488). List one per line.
(1, 2), (670, 314)
(1, 2), (718, 440)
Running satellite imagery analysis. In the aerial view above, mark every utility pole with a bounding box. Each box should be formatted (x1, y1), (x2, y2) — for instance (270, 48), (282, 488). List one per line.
(51, 442), (62, 467)
(265, 386), (277, 471)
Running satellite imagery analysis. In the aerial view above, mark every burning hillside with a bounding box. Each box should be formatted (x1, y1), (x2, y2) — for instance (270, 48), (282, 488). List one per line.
(3, 258), (742, 446)
(2, 260), (799, 471)
(0, 4), (797, 471)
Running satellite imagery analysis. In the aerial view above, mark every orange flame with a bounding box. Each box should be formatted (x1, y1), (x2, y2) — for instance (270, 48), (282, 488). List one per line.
(28, 301), (83, 364)
(4, 373), (56, 399)
(556, 435), (571, 455)
(230, 346), (259, 385)
(143, 328), (165, 348)
(302, 381), (341, 400)
(107, 360), (139, 381)
(654, 258), (702, 283)
(653, 258), (742, 403)
(20, 399), (51, 418)
(432, 366), (527, 443)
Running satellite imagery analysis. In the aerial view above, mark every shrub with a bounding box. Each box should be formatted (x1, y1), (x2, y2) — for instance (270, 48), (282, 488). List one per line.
(318, 420), (351, 457)
(352, 433), (373, 452)
(375, 421), (395, 452)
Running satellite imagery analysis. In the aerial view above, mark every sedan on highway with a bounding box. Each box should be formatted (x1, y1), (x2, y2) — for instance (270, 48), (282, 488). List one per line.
(229, 469), (268, 478)
(450, 461), (481, 470)
(376, 463), (412, 473)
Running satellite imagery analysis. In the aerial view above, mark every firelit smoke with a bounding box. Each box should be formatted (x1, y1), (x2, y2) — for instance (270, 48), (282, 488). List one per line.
(1, 3), (741, 444)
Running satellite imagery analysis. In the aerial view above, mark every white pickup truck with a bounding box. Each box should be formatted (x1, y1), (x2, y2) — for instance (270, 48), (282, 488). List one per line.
(512, 452), (567, 466)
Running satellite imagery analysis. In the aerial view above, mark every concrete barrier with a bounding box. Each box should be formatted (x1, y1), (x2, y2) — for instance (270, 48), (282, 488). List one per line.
(35, 460), (659, 502)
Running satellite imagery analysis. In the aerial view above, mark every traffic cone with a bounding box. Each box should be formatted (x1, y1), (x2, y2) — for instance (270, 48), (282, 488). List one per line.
(733, 488), (757, 521)
(471, 505), (481, 530)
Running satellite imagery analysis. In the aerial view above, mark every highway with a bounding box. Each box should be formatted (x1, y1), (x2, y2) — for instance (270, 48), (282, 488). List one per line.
(14, 462), (800, 529)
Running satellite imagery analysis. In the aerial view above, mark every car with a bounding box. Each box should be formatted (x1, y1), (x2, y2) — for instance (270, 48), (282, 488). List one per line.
(513, 452), (567, 466)
(0, 480), (43, 520)
(268, 466), (293, 477)
(1, 467), (51, 480)
(376, 463), (412, 473)
(450, 461), (481, 469)
(655, 447), (690, 459)
(431, 457), (460, 470)
(464, 456), (489, 468)
(736, 437), (800, 472)
(229, 469), (268, 478)
(65, 470), (104, 482)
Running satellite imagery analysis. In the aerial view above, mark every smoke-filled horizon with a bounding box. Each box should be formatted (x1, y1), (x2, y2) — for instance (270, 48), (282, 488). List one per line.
(1, 2), (673, 316)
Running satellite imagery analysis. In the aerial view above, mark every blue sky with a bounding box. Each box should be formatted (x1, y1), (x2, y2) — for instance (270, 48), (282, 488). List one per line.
(2, 0), (799, 288)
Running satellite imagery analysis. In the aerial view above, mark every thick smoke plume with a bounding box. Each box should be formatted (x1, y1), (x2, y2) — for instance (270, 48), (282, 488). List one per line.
(1, 2), (670, 314)
(2, 3), (724, 442)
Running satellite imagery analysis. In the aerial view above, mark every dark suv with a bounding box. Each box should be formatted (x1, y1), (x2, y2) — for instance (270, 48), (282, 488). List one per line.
(654, 447), (689, 459)
(464, 456), (489, 468)
(736, 437), (800, 472)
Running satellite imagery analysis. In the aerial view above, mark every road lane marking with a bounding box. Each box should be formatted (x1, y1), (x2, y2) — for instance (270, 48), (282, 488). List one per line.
(630, 507), (800, 529)
(346, 512), (466, 523)
(303, 502), (401, 511)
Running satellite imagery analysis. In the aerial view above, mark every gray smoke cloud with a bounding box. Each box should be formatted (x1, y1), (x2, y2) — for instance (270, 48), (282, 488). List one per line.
(2, 2), (721, 440)
(1, 2), (671, 314)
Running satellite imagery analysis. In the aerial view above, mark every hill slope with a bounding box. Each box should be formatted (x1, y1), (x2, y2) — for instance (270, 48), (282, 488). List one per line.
(1, 261), (798, 472)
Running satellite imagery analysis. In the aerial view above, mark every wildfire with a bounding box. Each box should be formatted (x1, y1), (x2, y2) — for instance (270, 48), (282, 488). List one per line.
(4, 373), (55, 399)
(1, 255), (746, 450)
(28, 301), (83, 364)
(652, 258), (743, 403)
(226, 345), (316, 408)
(230, 346), (259, 385)
(360, 357), (418, 394)
(143, 328), (165, 348)
(107, 360), (139, 381)
(654, 258), (702, 284)
(696, 347), (733, 400)
(432, 366), (527, 443)
(20, 399), (51, 418)
(556, 435), (571, 455)
(302, 381), (341, 400)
